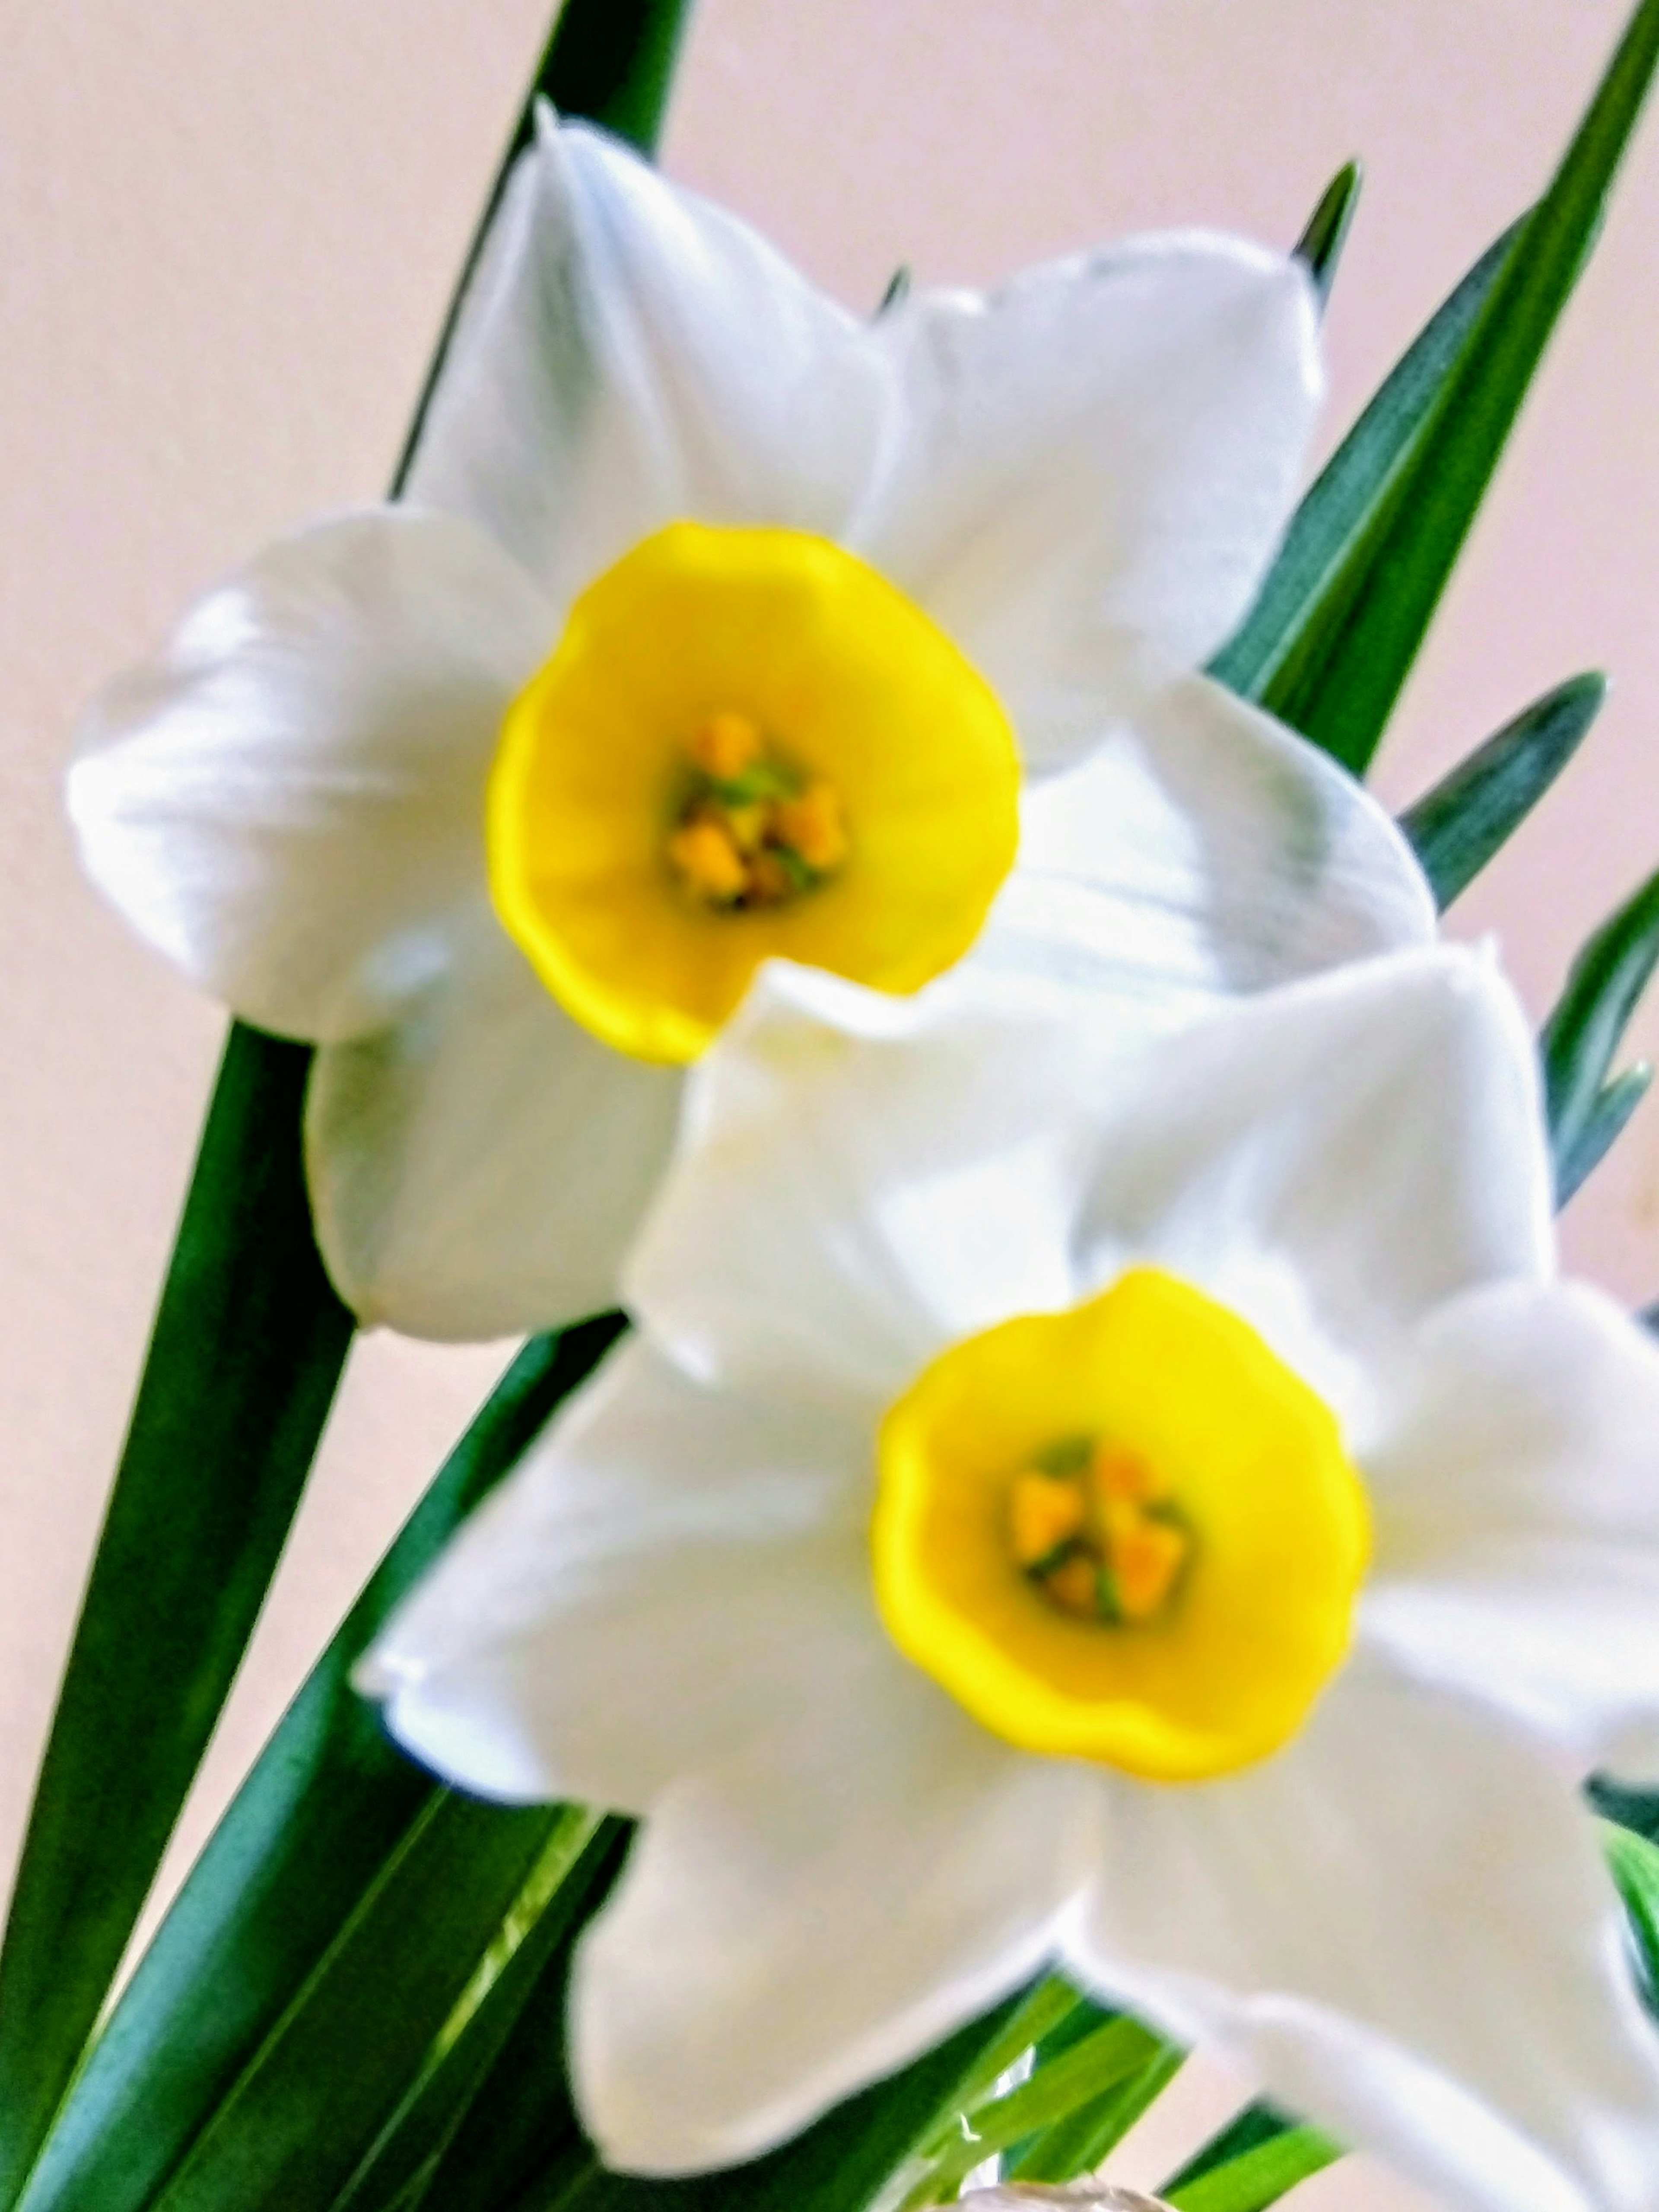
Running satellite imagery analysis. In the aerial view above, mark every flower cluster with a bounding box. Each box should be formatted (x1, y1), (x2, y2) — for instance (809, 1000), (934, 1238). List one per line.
(70, 108), (1659, 2212)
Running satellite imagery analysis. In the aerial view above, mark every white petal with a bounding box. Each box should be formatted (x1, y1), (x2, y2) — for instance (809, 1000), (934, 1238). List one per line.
(405, 112), (891, 607)
(1071, 1666), (1659, 2212)
(306, 908), (681, 1339)
(68, 509), (552, 1042)
(853, 234), (1321, 771)
(363, 1337), (874, 1808)
(1068, 945), (1555, 1425)
(1363, 1280), (1659, 1782)
(572, 1668), (1093, 2174)
(978, 673), (1434, 1025)
(624, 960), (1120, 1407)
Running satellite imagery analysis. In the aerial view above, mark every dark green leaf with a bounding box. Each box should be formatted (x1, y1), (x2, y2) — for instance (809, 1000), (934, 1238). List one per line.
(423, 1965), (1033, 2212)
(877, 266), (913, 316)
(1252, 0), (1659, 772)
(1592, 1775), (1659, 1847)
(332, 1821), (628, 2212)
(1556, 1063), (1653, 1206)
(149, 1797), (575, 2212)
(1541, 867), (1659, 1198)
(1166, 2126), (1341, 2212)
(1163, 2101), (1300, 2194)
(0, 1027), (353, 2208)
(1294, 162), (1362, 306)
(0, 0), (695, 2191)
(16, 1320), (625, 2212)
(1398, 672), (1605, 909)
(1207, 221), (1518, 706)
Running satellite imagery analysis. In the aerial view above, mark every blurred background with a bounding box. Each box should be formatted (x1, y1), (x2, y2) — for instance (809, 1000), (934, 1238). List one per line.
(3, 3), (1656, 2203)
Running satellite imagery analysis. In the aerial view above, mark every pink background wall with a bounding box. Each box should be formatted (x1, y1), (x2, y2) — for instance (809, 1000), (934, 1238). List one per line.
(3, 4), (1657, 2203)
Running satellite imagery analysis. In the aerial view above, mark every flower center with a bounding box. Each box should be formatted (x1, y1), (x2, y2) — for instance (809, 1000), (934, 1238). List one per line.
(487, 522), (1021, 1066)
(872, 1267), (1370, 1782)
(1008, 1441), (1191, 1625)
(665, 711), (849, 912)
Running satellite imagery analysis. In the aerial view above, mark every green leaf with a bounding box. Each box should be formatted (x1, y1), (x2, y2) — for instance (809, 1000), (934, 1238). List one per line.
(15, 1320), (625, 2212)
(1163, 2101), (1301, 2194)
(1004, 2045), (1185, 2187)
(0, 0), (696, 2193)
(0, 1027), (353, 2208)
(922, 2014), (1164, 2195)
(148, 1797), (580, 2212)
(1249, 0), (1659, 772)
(331, 1821), (628, 2212)
(1541, 867), (1659, 1200)
(1294, 162), (1362, 306)
(1603, 1821), (1659, 2015)
(1397, 672), (1605, 910)
(1166, 2126), (1341, 2212)
(1557, 1062), (1653, 1206)
(416, 1974), (1036, 2212)
(1207, 220), (1518, 706)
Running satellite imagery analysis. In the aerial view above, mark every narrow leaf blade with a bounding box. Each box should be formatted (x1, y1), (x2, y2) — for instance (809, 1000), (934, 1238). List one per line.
(1258, 0), (1659, 772)
(0, 1), (696, 2192)
(1556, 1063), (1653, 1205)
(16, 1321), (625, 2212)
(0, 1028), (353, 2205)
(1541, 867), (1659, 1187)
(1398, 672), (1605, 909)
(1166, 2127), (1341, 2212)
(1294, 162), (1362, 305)
(1208, 221), (1518, 705)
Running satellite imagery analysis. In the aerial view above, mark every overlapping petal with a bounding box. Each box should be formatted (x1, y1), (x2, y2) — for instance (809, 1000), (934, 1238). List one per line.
(67, 509), (552, 1043)
(1363, 1279), (1659, 1782)
(405, 111), (893, 612)
(853, 234), (1321, 771)
(572, 1670), (1093, 2174)
(1074, 1665), (1659, 2212)
(981, 672), (1434, 1020)
(629, 945), (1547, 1425)
(362, 1337), (872, 1805)
(305, 910), (682, 1340)
(1070, 945), (1555, 1423)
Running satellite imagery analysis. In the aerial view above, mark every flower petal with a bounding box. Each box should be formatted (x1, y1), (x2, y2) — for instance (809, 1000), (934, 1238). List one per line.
(404, 111), (892, 610)
(306, 909), (681, 1338)
(625, 960), (1119, 1407)
(629, 945), (1544, 1424)
(979, 673), (1434, 1024)
(853, 234), (1321, 770)
(1069, 945), (1555, 1424)
(572, 1664), (1093, 2174)
(1363, 1279), (1659, 1782)
(362, 1337), (874, 1807)
(1071, 1665), (1659, 2212)
(68, 508), (552, 1042)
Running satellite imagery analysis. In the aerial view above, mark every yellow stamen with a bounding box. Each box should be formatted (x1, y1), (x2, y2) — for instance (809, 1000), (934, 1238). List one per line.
(666, 816), (748, 905)
(690, 709), (765, 782)
(772, 781), (849, 874)
(1108, 1512), (1189, 1623)
(1009, 1469), (1088, 1568)
(1092, 1444), (1162, 1505)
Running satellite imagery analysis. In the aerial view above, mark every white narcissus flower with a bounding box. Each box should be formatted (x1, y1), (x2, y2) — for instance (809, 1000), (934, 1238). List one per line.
(67, 108), (1432, 1341)
(365, 946), (1659, 2212)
